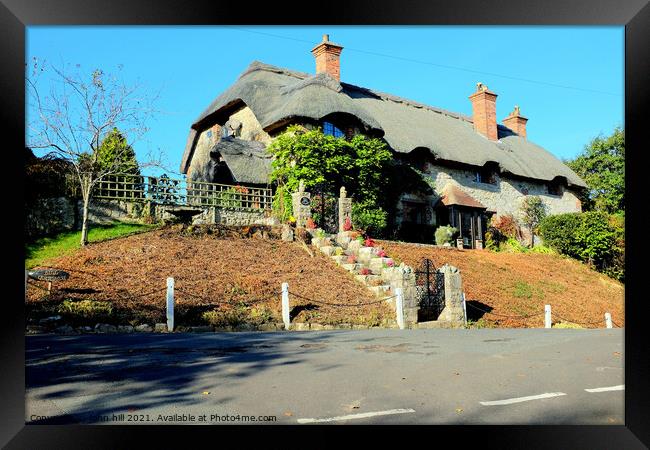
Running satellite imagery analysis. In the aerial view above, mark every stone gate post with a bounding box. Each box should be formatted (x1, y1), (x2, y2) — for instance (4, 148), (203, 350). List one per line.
(291, 181), (311, 227)
(338, 186), (352, 233)
(438, 264), (465, 323)
(386, 265), (419, 327)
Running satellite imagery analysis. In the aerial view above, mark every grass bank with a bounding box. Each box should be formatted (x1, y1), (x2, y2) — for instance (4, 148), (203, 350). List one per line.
(26, 222), (159, 269)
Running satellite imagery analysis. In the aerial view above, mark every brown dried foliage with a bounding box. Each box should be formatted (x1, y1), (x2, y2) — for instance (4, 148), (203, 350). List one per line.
(26, 226), (393, 327)
(379, 240), (624, 329)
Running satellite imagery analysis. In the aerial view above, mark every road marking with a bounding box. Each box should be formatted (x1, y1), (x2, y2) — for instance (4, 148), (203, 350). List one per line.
(297, 408), (416, 424)
(585, 385), (624, 393)
(480, 392), (567, 406)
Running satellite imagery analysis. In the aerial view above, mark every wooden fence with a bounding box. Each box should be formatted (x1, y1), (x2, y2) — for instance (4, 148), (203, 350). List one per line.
(92, 174), (273, 211)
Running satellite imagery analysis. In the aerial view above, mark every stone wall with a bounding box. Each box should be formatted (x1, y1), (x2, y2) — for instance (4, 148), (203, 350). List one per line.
(229, 106), (272, 143)
(187, 105), (272, 182)
(25, 197), (79, 238)
(154, 204), (277, 227)
(396, 162), (582, 228)
(25, 197), (143, 239)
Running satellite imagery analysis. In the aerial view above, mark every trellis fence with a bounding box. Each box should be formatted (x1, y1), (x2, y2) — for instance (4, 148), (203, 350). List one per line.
(92, 174), (273, 211)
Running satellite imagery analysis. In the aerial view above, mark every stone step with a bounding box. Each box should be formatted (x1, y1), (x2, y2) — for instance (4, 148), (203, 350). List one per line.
(369, 285), (392, 296)
(347, 240), (362, 252)
(342, 263), (362, 272)
(319, 245), (335, 256)
(355, 274), (382, 284)
(331, 255), (346, 265)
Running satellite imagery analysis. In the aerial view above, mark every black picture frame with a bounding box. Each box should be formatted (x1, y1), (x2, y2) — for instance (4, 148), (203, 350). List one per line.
(3, 0), (648, 447)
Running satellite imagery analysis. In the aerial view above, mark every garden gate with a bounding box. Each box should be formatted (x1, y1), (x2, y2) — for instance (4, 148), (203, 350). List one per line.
(415, 258), (445, 321)
(311, 182), (339, 234)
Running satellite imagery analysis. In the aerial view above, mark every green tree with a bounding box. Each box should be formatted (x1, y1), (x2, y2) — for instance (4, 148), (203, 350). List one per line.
(97, 128), (140, 175)
(520, 196), (547, 247)
(565, 127), (624, 214)
(267, 125), (393, 234)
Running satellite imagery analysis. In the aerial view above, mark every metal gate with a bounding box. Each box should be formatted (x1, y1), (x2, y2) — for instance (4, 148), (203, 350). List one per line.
(415, 258), (445, 321)
(311, 182), (339, 234)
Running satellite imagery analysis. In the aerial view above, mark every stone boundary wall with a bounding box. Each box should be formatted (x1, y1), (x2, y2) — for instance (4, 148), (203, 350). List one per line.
(26, 196), (277, 239)
(25, 197), (142, 239)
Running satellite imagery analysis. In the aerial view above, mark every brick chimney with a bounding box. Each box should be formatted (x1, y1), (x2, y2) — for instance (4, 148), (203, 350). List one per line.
(468, 82), (498, 141)
(311, 34), (343, 81)
(502, 105), (528, 139)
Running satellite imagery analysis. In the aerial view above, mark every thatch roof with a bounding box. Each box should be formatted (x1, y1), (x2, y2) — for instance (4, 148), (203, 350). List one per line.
(210, 137), (272, 185)
(181, 61), (586, 189)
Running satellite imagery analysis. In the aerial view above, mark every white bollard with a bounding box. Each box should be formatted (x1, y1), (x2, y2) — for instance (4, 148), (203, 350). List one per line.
(166, 277), (174, 332)
(544, 304), (552, 329)
(462, 292), (468, 327)
(395, 288), (405, 330)
(605, 312), (613, 329)
(281, 282), (290, 330)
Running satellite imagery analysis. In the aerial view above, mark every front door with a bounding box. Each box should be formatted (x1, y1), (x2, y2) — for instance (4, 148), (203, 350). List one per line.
(460, 210), (474, 248)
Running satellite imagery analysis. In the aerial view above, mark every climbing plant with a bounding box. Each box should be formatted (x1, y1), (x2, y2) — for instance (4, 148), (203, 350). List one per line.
(267, 125), (393, 233)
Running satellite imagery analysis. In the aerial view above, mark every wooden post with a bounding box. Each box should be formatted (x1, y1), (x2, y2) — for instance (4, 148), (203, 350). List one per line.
(396, 288), (405, 330)
(605, 312), (613, 329)
(544, 304), (552, 329)
(462, 292), (468, 327)
(281, 282), (290, 330)
(166, 277), (174, 332)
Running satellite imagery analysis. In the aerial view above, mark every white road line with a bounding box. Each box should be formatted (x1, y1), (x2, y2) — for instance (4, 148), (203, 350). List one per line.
(297, 408), (416, 424)
(480, 392), (567, 406)
(585, 385), (625, 393)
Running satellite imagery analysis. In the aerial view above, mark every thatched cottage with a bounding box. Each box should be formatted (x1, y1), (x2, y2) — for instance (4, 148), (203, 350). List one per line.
(180, 34), (586, 247)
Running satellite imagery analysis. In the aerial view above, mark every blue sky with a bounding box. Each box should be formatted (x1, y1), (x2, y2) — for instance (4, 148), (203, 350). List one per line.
(27, 26), (623, 174)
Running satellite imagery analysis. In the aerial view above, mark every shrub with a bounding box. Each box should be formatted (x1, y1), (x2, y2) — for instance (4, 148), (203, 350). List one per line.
(58, 299), (113, 321)
(501, 237), (529, 253)
(351, 202), (388, 236)
(435, 225), (458, 246)
(520, 196), (547, 247)
(539, 211), (624, 281)
(538, 213), (583, 258)
(202, 306), (250, 328)
(491, 214), (521, 239)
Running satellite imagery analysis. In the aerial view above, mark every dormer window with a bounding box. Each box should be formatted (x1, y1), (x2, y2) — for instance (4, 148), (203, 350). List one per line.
(547, 181), (563, 196)
(475, 167), (496, 185)
(323, 121), (345, 138)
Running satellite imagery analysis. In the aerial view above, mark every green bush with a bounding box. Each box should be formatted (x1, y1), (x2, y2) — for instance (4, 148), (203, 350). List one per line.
(539, 211), (624, 281)
(501, 237), (529, 253)
(538, 213), (583, 258)
(435, 225), (458, 246)
(58, 299), (113, 321)
(352, 202), (388, 236)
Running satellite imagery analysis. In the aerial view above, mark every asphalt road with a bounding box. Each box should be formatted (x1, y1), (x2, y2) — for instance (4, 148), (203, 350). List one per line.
(25, 329), (624, 425)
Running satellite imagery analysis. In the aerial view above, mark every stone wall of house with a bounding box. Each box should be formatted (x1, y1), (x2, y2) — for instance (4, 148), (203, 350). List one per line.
(187, 128), (216, 182)
(229, 106), (272, 143)
(396, 162), (582, 228)
(187, 106), (272, 183)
